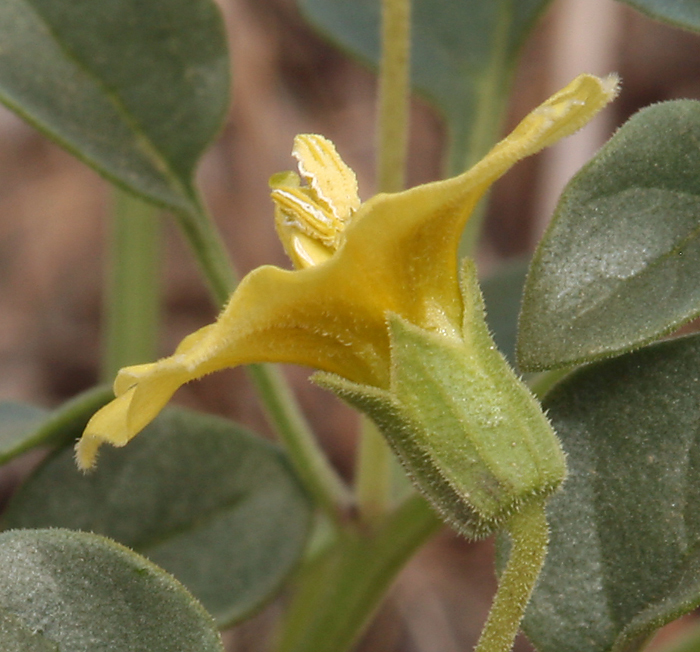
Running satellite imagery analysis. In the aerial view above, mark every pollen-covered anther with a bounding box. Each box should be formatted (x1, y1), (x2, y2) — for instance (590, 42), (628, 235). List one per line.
(271, 134), (361, 268)
(271, 187), (340, 247)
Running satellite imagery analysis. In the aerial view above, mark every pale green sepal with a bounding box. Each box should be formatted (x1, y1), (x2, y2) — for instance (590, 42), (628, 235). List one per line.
(458, 260), (568, 497)
(387, 320), (564, 537)
(316, 262), (566, 539)
(314, 371), (487, 537)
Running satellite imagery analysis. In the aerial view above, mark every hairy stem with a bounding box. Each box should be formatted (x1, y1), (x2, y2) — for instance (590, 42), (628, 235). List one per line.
(355, 0), (413, 529)
(355, 415), (392, 527)
(474, 499), (549, 652)
(376, 0), (411, 194)
(457, 1), (513, 256)
(274, 494), (442, 652)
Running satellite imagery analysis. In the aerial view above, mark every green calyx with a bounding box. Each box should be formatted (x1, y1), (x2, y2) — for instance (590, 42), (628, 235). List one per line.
(316, 260), (566, 538)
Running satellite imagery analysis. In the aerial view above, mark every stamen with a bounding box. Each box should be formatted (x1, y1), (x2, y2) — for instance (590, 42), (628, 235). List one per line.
(293, 135), (361, 224)
(271, 134), (362, 268)
(272, 188), (340, 247)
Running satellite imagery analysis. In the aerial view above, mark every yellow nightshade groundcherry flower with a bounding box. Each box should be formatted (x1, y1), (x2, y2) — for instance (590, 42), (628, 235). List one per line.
(77, 74), (618, 532)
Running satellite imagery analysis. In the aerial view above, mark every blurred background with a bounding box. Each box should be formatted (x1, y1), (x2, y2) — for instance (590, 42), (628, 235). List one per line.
(1, 0), (699, 649)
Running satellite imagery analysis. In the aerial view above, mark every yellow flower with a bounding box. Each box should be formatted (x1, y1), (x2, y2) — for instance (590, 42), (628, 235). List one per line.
(76, 73), (619, 470)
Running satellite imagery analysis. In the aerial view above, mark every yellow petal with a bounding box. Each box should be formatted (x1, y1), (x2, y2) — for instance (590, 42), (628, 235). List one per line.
(468, 73), (619, 182)
(333, 73), (620, 331)
(75, 389), (137, 469)
(76, 325), (217, 469)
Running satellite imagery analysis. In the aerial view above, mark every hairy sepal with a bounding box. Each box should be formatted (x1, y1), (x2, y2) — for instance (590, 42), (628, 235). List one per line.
(315, 261), (566, 538)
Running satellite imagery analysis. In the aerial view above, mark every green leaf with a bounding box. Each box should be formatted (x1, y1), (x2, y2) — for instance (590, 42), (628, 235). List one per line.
(523, 334), (700, 652)
(0, 386), (113, 464)
(298, 0), (553, 174)
(518, 100), (700, 372)
(2, 408), (313, 628)
(616, 0), (700, 32)
(0, 528), (223, 652)
(0, 609), (59, 652)
(0, 0), (229, 213)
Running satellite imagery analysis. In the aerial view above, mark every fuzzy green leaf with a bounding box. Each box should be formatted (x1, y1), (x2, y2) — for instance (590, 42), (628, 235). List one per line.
(617, 0), (700, 32)
(0, 529), (223, 652)
(2, 408), (312, 628)
(0, 609), (59, 652)
(298, 0), (553, 174)
(0, 0), (229, 213)
(519, 101), (700, 371)
(524, 334), (700, 652)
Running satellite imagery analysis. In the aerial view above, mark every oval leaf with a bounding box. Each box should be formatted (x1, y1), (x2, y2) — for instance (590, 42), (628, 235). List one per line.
(523, 334), (700, 652)
(0, 529), (223, 652)
(0, 0), (229, 213)
(298, 0), (552, 173)
(2, 408), (312, 628)
(0, 609), (58, 652)
(617, 0), (700, 32)
(519, 100), (700, 371)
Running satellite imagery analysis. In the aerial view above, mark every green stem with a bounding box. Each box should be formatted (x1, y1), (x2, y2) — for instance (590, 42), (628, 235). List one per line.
(474, 499), (549, 652)
(13, 385), (114, 456)
(354, 0), (412, 532)
(376, 0), (411, 194)
(247, 362), (353, 520)
(172, 191), (351, 519)
(457, 2), (514, 256)
(173, 191), (237, 307)
(355, 415), (392, 528)
(103, 189), (161, 381)
(274, 494), (442, 652)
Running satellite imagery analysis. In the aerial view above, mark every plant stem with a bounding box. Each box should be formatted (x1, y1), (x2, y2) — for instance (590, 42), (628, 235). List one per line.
(172, 191), (351, 519)
(274, 494), (442, 652)
(102, 189), (161, 381)
(247, 362), (353, 520)
(174, 191), (237, 308)
(355, 415), (392, 528)
(14, 385), (114, 456)
(376, 0), (411, 194)
(474, 499), (549, 652)
(355, 0), (413, 530)
(457, 2), (513, 256)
